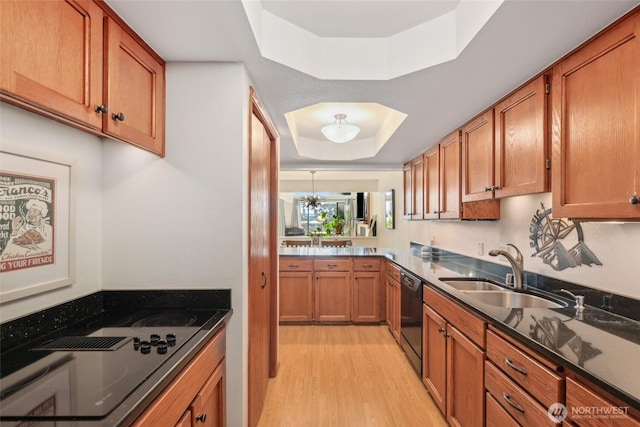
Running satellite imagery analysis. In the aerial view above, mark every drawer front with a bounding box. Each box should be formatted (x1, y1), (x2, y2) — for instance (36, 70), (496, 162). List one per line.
(386, 262), (401, 280)
(566, 378), (640, 427)
(487, 330), (563, 408)
(314, 259), (351, 271)
(353, 258), (381, 271)
(424, 285), (486, 349)
(280, 258), (313, 271)
(486, 392), (519, 427)
(485, 361), (560, 427)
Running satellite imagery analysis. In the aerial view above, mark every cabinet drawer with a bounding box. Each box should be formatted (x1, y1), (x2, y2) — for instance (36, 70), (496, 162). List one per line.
(485, 361), (560, 427)
(280, 258), (313, 271)
(314, 259), (350, 271)
(353, 258), (381, 271)
(566, 377), (640, 427)
(486, 392), (519, 427)
(487, 329), (563, 408)
(386, 262), (401, 280)
(424, 285), (486, 348)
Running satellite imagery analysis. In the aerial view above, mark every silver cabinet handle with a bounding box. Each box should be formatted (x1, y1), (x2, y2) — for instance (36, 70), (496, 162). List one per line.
(362, 264), (373, 268)
(502, 393), (525, 413)
(328, 264), (338, 268)
(505, 357), (528, 375)
(288, 264), (299, 268)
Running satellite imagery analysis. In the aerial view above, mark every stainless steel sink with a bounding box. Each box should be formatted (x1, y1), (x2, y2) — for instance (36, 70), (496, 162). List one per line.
(460, 290), (567, 309)
(440, 278), (505, 291)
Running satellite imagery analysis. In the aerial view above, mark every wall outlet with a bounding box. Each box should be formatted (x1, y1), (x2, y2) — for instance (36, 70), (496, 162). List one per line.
(477, 242), (484, 256)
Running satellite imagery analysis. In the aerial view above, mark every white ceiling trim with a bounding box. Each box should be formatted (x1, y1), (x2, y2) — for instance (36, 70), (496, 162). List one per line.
(241, 0), (503, 80)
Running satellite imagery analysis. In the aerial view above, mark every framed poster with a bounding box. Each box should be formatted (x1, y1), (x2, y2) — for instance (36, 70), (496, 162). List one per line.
(0, 150), (75, 303)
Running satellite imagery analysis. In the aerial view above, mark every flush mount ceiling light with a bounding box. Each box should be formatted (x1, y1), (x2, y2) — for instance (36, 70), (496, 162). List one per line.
(321, 114), (360, 143)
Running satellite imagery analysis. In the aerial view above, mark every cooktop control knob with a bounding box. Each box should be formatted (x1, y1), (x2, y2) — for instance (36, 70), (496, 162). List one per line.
(133, 337), (141, 350)
(157, 341), (168, 354)
(140, 341), (151, 354)
(166, 334), (176, 346)
(150, 334), (161, 345)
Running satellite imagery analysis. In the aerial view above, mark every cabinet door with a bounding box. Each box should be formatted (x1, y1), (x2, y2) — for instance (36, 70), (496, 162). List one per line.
(190, 360), (226, 427)
(314, 272), (351, 322)
(552, 13), (640, 219)
(0, 0), (103, 129)
(494, 75), (549, 198)
(402, 162), (413, 218)
(279, 271), (313, 322)
(462, 110), (496, 202)
(104, 17), (165, 155)
(385, 276), (394, 329)
(411, 154), (425, 220)
(423, 304), (447, 415)
(424, 145), (441, 219)
(391, 281), (401, 342)
(439, 130), (462, 219)
(447, 324), (485, 427)
(352, 272), (380, 323)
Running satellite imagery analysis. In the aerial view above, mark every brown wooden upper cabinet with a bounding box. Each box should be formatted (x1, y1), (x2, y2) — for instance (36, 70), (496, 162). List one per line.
(494, 75), (549, 198)
(411, 154), (425, 220)
(424, 130), (462, 220)
(551, 11), (640, 219)
(0, 0), (165, 156)
(462, 109), (496, 202)
(402, 161), (413, 219)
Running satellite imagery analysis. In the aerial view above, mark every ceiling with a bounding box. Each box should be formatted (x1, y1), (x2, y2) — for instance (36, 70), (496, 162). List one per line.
(105, 0), (639, 171)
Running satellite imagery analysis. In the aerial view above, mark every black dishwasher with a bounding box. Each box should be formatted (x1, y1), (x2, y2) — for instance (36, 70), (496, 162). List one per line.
(400, 269), (424, 375)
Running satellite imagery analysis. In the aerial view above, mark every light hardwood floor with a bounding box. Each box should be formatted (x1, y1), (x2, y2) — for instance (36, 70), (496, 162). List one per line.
(257, 325), (449, 427)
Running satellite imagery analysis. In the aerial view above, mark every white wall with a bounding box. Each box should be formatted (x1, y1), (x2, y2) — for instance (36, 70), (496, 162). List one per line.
(0, 104), (103, 322)
(101, 62), (250, 427)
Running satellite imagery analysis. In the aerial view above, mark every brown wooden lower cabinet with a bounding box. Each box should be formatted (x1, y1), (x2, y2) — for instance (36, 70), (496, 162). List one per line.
(423, 286), (486, 427)
(385, 263), (401, 342)
(133, 327), (226, 427)
(315, 271), (352, 322)
(279, 257), (383, 324)
(566, 377), (640, 427)
(486, 392), (519, 427)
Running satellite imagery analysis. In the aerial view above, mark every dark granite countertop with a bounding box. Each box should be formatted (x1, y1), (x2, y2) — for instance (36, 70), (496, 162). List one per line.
(280, 246), (640, 410)
(0, 290), (232, 426)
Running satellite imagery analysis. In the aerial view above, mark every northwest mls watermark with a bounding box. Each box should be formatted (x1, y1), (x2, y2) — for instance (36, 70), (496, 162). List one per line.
(548, 403), (631, 422)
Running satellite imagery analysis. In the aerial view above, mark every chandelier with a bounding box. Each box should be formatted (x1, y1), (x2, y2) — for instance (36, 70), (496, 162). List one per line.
(301, 170), (323, 209)
(321, 113), (360, 143)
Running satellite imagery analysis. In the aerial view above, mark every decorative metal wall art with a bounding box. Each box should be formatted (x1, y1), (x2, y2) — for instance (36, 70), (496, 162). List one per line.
(529, 203), (602, 271)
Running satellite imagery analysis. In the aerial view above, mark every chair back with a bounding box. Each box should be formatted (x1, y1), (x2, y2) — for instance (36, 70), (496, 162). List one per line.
(320, 240), (351, 247)
(284, 240), (312, 247)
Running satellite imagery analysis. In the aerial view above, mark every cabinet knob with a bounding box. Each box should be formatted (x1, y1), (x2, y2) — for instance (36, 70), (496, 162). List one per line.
(95, 104), (108, 114)
(195, 413), (207, 422)
(484, 187), (492, 192)
(437, 327), (445, 334)
(630, 195), (639, 205)
(112, 112), (125, 121)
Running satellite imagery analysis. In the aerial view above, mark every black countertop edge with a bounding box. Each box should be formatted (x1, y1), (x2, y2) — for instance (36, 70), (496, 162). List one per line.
(1, 289), (232, 353)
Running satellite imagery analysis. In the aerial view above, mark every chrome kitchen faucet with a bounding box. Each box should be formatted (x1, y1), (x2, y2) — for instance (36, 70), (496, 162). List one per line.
(489, 244), (524, 289)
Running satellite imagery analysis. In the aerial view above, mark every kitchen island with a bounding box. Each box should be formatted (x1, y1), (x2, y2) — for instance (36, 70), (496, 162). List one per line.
(281, 245), (640, 422)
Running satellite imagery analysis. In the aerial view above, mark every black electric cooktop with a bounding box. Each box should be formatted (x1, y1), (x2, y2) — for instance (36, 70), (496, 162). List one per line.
(0, 308), (224, 421)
